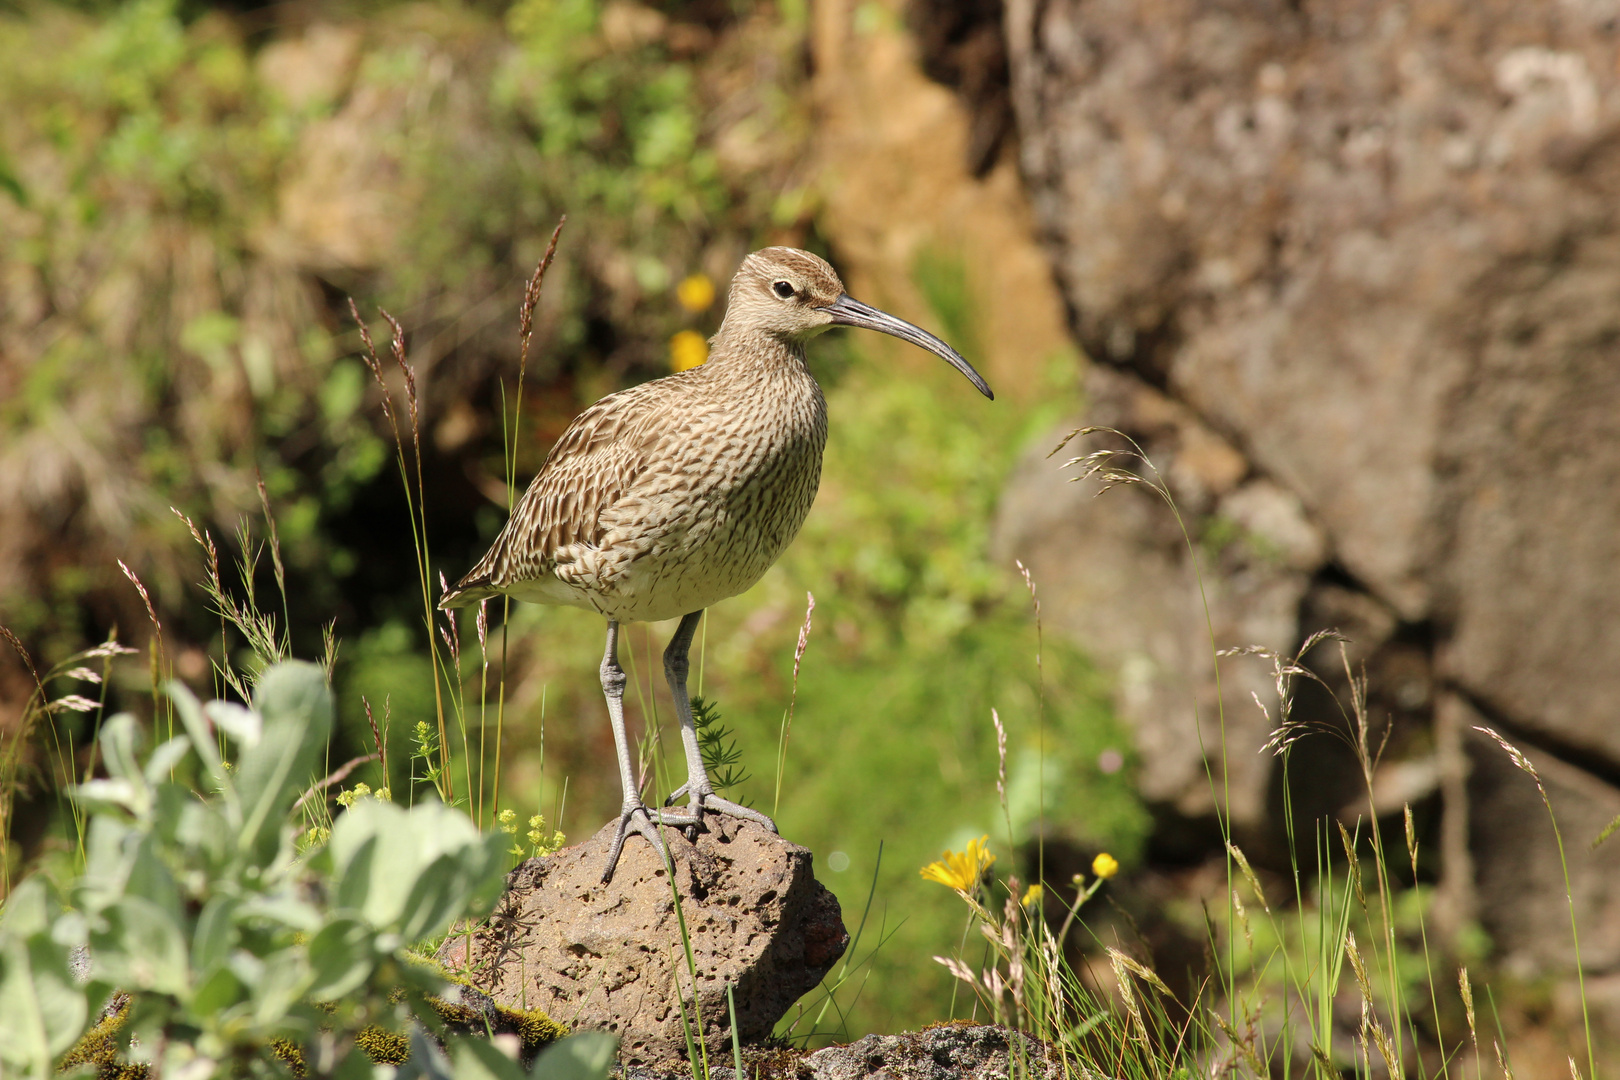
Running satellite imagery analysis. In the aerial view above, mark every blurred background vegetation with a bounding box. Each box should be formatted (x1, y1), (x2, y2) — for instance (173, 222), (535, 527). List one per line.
(0, 0), (1138, 1038)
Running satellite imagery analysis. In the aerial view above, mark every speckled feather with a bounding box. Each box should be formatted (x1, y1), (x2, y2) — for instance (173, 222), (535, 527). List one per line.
(440, 249), (839, 623)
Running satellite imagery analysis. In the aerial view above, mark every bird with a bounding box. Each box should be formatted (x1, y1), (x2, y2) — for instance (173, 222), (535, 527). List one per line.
(439, 247), (993, 882)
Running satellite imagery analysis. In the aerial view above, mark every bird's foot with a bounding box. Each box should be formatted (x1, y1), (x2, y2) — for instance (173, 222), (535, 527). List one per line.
(601, 802), (700, 884)
(667, 788), (777, 841)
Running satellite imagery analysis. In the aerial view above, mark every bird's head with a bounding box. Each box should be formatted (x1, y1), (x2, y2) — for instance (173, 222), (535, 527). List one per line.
(722, 247), (994, 400)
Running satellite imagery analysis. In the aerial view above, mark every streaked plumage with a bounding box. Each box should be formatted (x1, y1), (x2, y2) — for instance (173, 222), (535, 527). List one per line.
(441, 247), (992, 881)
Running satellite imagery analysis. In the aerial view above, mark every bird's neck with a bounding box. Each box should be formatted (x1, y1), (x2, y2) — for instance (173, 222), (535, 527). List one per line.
(705, 329), (814, 386)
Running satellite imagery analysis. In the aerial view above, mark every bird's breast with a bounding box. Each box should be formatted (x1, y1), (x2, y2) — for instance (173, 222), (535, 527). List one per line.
(588, 377), (828, 621)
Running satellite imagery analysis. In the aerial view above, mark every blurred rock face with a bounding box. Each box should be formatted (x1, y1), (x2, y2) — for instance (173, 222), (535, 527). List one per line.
(996, 0), (1620, 985)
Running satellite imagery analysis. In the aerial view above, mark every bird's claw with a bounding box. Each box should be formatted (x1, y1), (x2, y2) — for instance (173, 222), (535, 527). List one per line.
(678, 790), (777, 839)
(601, 803), (700, 883)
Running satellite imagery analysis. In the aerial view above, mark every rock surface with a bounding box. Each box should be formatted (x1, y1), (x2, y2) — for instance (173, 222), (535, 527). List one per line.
(622, 1024), (1068, 1080)
(1456, 696), (1620, 978)
(1004, 0), (1620, 769)
(437, 818), (847, 1067)
(995, 0), (1620, 985)
(993, 365), (1323, 828)
(804, 1025), (1065, 1080)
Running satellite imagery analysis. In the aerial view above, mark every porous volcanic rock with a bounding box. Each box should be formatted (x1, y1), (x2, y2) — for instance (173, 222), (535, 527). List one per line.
(436, 818), (847, 1067)
(804, 1024), (1067, 1080)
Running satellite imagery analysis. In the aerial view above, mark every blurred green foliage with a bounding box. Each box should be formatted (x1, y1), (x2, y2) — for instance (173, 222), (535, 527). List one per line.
(0, 0), (1145, 1046)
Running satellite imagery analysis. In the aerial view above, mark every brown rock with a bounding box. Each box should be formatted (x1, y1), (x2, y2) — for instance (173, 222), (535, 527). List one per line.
(1005, 0), (1620, 772)
(1458, 698), (1620, 981)
(992, 366), (1324, 827)
(804, 1024), (1064, 1080)
(437, 818), (847, 1067)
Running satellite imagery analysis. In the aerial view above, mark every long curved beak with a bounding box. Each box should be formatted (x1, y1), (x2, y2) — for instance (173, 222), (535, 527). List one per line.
(824, 294), (994, 400)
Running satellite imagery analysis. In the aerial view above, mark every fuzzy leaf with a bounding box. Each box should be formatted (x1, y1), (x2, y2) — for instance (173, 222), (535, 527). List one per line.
(531, 1032), (619, 1080)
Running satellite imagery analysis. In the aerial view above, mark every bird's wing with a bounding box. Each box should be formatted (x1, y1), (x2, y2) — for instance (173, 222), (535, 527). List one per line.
(445, 382), (690, 602)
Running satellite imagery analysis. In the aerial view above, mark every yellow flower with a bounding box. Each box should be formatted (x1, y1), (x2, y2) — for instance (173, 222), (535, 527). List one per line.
(920, 835), (996, 892)
(1092, 852), (1120, 880)
(335, 782), (372, 808)
(1022, 883), (1044, 907)
(676, 273), (716, 313)
(670, 329), (709, 372)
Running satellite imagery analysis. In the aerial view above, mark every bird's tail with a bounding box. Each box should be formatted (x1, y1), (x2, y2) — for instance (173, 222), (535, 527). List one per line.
(438, 580), (501, 610)
(440, 531), (511, 609)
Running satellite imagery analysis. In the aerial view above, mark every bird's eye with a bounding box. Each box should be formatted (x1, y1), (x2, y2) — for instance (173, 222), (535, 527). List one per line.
(771, 280), (796, 300)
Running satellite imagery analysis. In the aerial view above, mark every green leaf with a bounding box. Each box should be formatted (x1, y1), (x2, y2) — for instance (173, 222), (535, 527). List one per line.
(169, 681), (238, 817)
(329, 801), (506, 937)
(81, 714), (151, 818)
(449, 1036), (528, 1080)
(396, 1028), (455, 1080)
(188, 963), (247, 1018)
(0, 935), (88, 1075)
(123, 836), (183, 921)
(332, 833), (378, 914)
(249, 946), (308, 1027)
(90, 896), (190, 996)
(396, 854), (469, 943)
(530, 1032), (618, 1080)
(99, 713), (145, 786)
(0, 882), (90, 1074)
(175, 800), (231, 871)
(191, 895), (239, 971)
(306, 915), (375, 1002)
(142, 734), (193, 787)
(76, 815), (138, 915)
(0, 877), (50, 937)
(236, 662), (333, 864)
(236, 893), (322, 933)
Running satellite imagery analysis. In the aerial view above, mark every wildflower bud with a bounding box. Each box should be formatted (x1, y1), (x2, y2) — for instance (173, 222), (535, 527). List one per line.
(1092, 852), (1119, 880)
(670, 329), (709, 372)
(676, 273), (716, 313)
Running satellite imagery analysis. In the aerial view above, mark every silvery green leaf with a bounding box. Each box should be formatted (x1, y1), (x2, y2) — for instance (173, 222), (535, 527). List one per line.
(204, 700), (260, 747)
(70, 778), (143, 816)
(530, 1032), (618, 1080)
(48, 911), (88, 951)
(0, 932), (88, 1074)
(143, 735), (193, 787)
(447, 1037), (526, 1080)
(124, 836), (183, 920)
(395, 855), (464, 943)
(191, 896), (239, 972)
(77, 816), (138, 914)
(395, 1028), (455, 1080)
(188, 964), (247, 1019)
(99, 714), (145, 787)
(329, 800), (505, 935)
(0, 876), (50, 936)
(175, 801), (231, 869)
(249, 947), (308, 1027)
(90, 896), (189, 996)
(237, 893), (323, 933)
(236, 663), (332, 865)
(306, 915), (375, 1002)
(332, 834), (378, 915)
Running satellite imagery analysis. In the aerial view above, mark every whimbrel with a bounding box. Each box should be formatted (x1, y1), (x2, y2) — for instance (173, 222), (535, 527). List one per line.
(440, 248), (993, 881)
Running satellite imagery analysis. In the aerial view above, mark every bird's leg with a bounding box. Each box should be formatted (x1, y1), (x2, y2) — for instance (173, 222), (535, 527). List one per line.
(600, 619), (695, 883)
(664, 610), (778, 837)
